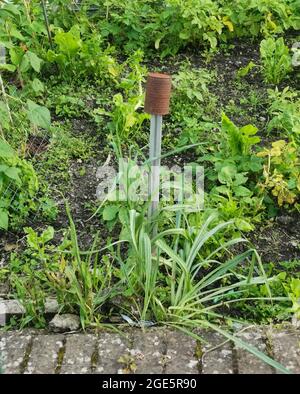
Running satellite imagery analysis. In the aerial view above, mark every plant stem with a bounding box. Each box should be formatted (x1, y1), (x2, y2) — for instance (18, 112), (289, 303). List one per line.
(41, 0), (54, 50)
(0, 72), (13, 124)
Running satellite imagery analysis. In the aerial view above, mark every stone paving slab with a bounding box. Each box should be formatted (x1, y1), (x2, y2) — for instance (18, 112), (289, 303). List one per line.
(236, 329), (274, 374)
(96, 332), (132, 374)
(130, 329), (165, 374)
(0, 326), (299, 374)
(200, 331), (234, 374)
(269, 328), (300, 374)
(0, 332), (32, 374)
(25, 335), (64, 374)
(60, 334), (97, 374)
(165, 331), (199, 374)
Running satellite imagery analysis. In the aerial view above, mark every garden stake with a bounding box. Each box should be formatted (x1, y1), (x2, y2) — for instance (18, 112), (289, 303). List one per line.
(145, 73), (172, 235)
(41, 0), (54, 50)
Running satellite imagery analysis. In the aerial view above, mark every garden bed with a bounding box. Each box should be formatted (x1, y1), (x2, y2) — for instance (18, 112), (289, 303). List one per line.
(0, 0), (300, 374)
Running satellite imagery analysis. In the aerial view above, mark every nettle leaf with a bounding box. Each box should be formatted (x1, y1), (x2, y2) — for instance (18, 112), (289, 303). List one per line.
(10, 26), (25, 41)
(0, 209), (9, 230)
(3, 3), (20, 16)
(20, 53), (30, 72)
(27, 51), (42, 73)
(31, 78), (44, 94)
(0, 63), (16, 72)
(103, 205), (119, 221)
(27, 100), (51, 130)
(9, 47), (24, 66)
(0, 140), (15, 158)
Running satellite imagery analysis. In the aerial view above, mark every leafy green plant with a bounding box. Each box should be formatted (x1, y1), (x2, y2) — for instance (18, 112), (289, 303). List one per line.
(170, 63), (217, 148)
(9, 226), (58, 328)
(111, 207), (290, 373)
(0, 139), (39, 230)
(46, 25), (120, 83)
(93, 50), (149, 142)
(285, 278), (300, 319)
(8, 207), (123, 329)
(46, 204), (122, 328)
(267, 87), (300, 142)
(260, 37), (292, 84)
(173, 62), (215, 104)
(257, 140), (300, 207)
(201, 114), (264, 227)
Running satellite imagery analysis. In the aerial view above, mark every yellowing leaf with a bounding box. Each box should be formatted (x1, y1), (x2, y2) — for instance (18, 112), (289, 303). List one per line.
(108, 64), (119, 77)
(223, 16), (234, 32)
(125, 113), (136, 130)
(272, 140), (286, 149)
(266, 13), (277, 31)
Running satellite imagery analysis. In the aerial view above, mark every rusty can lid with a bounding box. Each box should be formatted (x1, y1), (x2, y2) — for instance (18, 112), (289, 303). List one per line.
(144, 72), (172, 115)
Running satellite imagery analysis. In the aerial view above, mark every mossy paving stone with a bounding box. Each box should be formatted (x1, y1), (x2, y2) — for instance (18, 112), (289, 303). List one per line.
(200, 331), (234, 374)
(25, 335), (64, 374)
(60, 334), (97, 374)
(236, 329), (274, 374)
(270, 328), (300, 374)
(0, 331), (32, 374)
(94, 332), (132, 374)
(130, 328), (166, 374)
(164, 331), (200, 374)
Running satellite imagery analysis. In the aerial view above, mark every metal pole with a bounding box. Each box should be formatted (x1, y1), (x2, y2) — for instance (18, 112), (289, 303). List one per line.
(144, 72), (171, 236)
(41, 0), (54, 50)
(148, 115), (162, 230)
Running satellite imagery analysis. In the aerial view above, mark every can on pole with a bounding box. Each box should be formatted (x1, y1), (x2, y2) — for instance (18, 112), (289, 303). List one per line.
(144, 73), (172, 233)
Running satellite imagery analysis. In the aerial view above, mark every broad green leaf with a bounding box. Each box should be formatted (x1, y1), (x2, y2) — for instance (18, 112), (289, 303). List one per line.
(31, 78), (44, 94)
(240, 124), (259, 136)
(155, 37), (162, 49)
(10, 26), (25, 41)
(234, 185), (252, 197)
(0, 140), (15, 158)
(0, 64), (16, 72)
(41, 226), (55, 243)
(4, 167), (21, 185)
(27, 51), (42, 73)
(0, 209), (8, 230)
(54, 27), (82, 56)
(3, 4), (20, 16)
(235, 218), (253, 232)
(27, 100), (51, 130)
(20, 53), (29, 72)
(237, 61), (256, 77)
(9, 47), (23, 66)
(215, 185), (230, 195)
(218, 165), (236, 184)
(103, 205), (119, 221)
